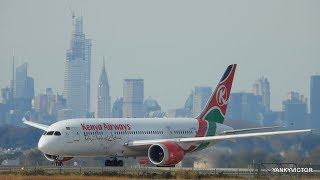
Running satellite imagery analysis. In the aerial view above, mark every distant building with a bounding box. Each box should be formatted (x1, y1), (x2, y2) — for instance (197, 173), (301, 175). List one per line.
(112, 98), (123, 118)
(226, 92), (264, 125)
(310, 75), (320, 128)
(0, 103), (9, 126)
(1, 87), (12, 105)
(262, 111), (282, 126)
(183, 92), (193, 117)
(168, 92), (193, 118)
(253, 76), (270, 112)
(97, 59), (111, 118)
(282, 92), (308, 128)
(143, 97), (166, 118)
(57, 109), (74, 121)
(55, 94), (67, 112)
(34, 88), (56, 115)
(1, 57), (15, 109)
(15, 63), (34, 99)
(168, 108), (190, 118)
(14, 63), (34, 112)
(123, 79), (144, 118)
(144, 97), (161, 115)
(64, 15), (91, 118)
(192, 86), (212, 117)
(34, 93), (49, 114)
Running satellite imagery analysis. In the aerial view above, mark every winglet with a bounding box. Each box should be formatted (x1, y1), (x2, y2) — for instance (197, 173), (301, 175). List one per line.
(23, 111), (32, 121)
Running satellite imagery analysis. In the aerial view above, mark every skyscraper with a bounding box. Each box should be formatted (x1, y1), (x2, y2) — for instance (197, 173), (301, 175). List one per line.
(282, 92), (307, 128)
(123, 79), (144, 118)
(14, 63), (34, 112)
(192, 86), (212, 117)
(34, 88), (56, 116)
(97, 59), (111, 118)
(144, 97), (162, 117)
(310, 75), (320, 128)
(9, 53), (15, 108)
(226, 92), (264, 125)
(64, 15), (92, 118)
(253, 76), (270, 112)
(112, 97), (123, 118)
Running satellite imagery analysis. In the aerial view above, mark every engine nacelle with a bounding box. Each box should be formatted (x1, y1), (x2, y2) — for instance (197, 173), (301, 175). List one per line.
(148, 141), (184, 166)
(44, 154), (73, 162)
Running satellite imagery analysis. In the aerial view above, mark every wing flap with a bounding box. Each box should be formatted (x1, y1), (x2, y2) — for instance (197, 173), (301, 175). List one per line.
(127, 129), (312, 147)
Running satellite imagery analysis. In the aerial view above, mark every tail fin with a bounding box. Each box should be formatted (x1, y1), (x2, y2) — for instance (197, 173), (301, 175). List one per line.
(197, 64), (237, 124)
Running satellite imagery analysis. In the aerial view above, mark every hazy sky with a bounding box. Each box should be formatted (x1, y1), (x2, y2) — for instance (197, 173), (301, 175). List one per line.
(0, 0), (319, 112)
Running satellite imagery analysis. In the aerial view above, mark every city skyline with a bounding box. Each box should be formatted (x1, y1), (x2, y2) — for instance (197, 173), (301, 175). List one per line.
(1, 0), (320, 111)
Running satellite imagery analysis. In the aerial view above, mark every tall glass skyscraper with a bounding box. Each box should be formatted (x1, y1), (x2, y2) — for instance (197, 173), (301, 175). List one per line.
(14, 62), (34, 112)
(310, 75), (320, 128)
(64, 15), (92, 118)
(15, 63), (34, 100)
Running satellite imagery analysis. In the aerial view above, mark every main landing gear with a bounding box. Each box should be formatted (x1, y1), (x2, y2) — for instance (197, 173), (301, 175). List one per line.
(54, 160), (63, 166)
(105, 157), (124, 167)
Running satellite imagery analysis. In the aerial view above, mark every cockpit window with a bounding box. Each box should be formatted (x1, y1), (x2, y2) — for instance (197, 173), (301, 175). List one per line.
(46, 131), (54, 135)
(54, 131), (61, 136)
(43, 131), (47, 135)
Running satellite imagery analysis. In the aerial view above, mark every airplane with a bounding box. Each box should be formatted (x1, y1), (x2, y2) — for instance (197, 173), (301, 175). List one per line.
(23, 64), (312, 167)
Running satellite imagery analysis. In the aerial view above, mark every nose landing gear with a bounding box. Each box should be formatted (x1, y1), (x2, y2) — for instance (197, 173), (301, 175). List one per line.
(105, 157), (124, 167)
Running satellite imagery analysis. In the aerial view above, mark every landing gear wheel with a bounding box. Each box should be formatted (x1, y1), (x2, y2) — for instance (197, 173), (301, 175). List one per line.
(54, 161), (63, 166)
(118, 160), (123, 167)
(104, 158), (124, 167)
(105, 160), (111, 166)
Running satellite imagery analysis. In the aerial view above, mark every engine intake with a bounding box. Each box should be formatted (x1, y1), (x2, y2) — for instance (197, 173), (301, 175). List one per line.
(148, 141), (184, 166)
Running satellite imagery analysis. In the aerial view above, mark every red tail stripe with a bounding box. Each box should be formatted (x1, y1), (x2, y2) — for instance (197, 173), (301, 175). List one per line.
(197, 64), (236, 119)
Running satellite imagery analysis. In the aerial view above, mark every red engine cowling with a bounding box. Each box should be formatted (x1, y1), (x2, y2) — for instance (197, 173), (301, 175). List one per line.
(148, 141), (184, 166)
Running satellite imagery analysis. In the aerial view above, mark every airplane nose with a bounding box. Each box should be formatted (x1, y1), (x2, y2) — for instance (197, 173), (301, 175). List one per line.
(38, 136), (49, 153)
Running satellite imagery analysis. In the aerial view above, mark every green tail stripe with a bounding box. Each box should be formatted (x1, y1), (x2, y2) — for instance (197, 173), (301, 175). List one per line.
(195, 121), (216, 151)
(204, 108), (225, 124)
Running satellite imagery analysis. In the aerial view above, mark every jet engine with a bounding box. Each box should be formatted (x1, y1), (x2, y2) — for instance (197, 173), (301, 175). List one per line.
(148, 141), (184, 166)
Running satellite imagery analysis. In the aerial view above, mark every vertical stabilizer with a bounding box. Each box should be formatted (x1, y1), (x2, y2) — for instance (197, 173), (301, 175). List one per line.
(197, 64), (237, 124)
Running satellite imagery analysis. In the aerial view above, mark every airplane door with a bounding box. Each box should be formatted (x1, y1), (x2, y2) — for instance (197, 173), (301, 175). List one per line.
(65, 127), (80, 143)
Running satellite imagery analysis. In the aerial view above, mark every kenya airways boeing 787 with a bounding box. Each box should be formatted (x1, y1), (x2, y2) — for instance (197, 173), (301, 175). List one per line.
(23, 64), (311, 167)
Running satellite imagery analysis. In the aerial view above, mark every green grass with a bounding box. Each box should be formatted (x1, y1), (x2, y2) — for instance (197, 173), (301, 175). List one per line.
(0, 168), (245, 179)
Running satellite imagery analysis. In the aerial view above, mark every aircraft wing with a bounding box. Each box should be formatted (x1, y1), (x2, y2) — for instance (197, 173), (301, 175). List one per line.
(221, 126), (282, 135)
(22, 112), (49, 131)
(126, 129), (312, 147)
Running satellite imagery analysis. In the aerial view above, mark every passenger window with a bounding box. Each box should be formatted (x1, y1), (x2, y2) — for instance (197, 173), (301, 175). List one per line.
(47, 131), (54, 135)
(54, 131), (61, 136)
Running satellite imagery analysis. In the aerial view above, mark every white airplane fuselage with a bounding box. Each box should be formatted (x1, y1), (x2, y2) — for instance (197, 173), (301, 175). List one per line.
(38, 118), (233, 158)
